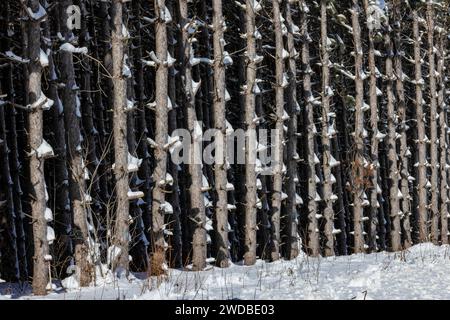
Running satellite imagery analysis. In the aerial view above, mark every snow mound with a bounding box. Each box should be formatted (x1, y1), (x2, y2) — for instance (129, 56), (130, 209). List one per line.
(2, 243), (450, 300)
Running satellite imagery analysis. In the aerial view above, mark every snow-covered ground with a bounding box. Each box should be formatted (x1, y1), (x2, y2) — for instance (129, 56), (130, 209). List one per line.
(1, 243), (450, 300)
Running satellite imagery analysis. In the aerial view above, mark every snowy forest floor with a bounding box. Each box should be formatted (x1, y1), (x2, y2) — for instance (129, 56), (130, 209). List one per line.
(1, 243), (450, 300)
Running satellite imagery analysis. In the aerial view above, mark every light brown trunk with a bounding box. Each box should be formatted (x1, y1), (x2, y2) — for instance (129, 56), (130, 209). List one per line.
(363, 0), (379, 252)
(151, 0), (169, 275)
(284, 0), (299, 260)
(179, 0), (207, 271)
(59, 0), (92, 286)
(300, 0), (319, 257)
(212, 0), (229, 268)
(27, 0), (50, 295)
(437, 26), (448, 244)
(243, 0), (257, 265)
(384, 12), (401, 252)
(111, 0), (130, 273)
(413, 9), (428, 242)
(393, 0), (412, 248)
(320, 0), (334, 257)
(350, 0), (365, 253)
(270, 0), (285, 261)
(427, 1), (439, 244)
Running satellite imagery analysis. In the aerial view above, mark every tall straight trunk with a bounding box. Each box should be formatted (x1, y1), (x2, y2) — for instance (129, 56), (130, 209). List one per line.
(350, 0), (365, 253)
(59, 0), (92, 286)
(427, 1), (439, 244)
(179, 0), (206, 270)
(413, 9), (428, 242)
(151, 0), (169, 275)
(243, 0), (258, 265)
(284, 0), (299, 260)
(26, 0), (50, 295)
(320, 0), (334, 257)
(300, 0), (319, 256)
(384, 12), (401, 252)
(270, 0), (285, 261)
(437, 26), (448, 244)
(212, 0), (230, 268)
(45, 21), (72, 275)
(393, 0), (412, 247)
(363, 0), (379, 252)
(111, 0), (130, 273)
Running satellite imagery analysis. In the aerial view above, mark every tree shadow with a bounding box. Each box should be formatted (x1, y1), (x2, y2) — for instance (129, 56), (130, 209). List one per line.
(0, 281), (33, 299)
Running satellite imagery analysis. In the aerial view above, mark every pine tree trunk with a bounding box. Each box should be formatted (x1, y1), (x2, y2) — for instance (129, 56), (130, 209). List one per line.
(393, 0), (412, 247)
(320, 0), (334, 257)
(59, 0), (93, 286)
(45, 24), (72, 275)
(243, 0), (258, 265)
(270, 0), (285, 261)
(437, 24), (448, 245)
(26, 0), (50, 295)
(427, 1), (439, 244)
(111, 0), (130, 273)
(413, 9), (428, 242)
(363, 0), (380, 252)
(212, 0), (230, 268)
(300, 0), (319, 257)
(384, 12), (401, 252)
(284, 0), (299, 260)
(350, 0), (365, 253)
(151, 0), (170, 275)
(178, 0), (207, 271)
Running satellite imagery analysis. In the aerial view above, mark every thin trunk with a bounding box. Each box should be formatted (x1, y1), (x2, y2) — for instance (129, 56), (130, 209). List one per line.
(413, 9), (428, 242)
(59, 0), (93, 286)
(151, 0), (169, 275)
(212, 0), (230, 268)
(26, 0), (50, 295)
(437, 26), (448, 244)
(284, 0), (299, 260)
(243, 0), (258, 265)
(384, 12), (401, 252)
(111, 0), (130, 273)
(320, 0), (334, 257)
(350, 0), (365, 253)
(393, 0), (412, 248)
(363, 0), (379, 252)
(270, 0), (285, 261)
(300, 0), (319, 257)
(45, 21), (72, 275)
(427, 1), (439, 244)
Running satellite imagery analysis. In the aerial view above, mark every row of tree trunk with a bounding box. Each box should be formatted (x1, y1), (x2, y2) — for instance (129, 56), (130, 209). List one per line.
(0, 0), (449, 295)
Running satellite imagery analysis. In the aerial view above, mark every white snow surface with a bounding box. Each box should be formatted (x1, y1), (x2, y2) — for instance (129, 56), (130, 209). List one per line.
(2, 243), (450, 300)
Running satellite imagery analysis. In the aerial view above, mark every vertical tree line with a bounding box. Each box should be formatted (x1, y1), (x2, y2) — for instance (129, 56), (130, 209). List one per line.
(0, 0), (449, 295)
